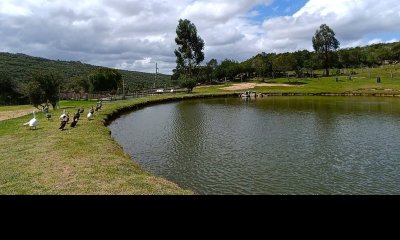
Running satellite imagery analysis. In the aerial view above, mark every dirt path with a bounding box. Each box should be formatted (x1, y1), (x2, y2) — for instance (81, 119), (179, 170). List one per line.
(221, 83), (299, 91)
(0, 109), (35, 122)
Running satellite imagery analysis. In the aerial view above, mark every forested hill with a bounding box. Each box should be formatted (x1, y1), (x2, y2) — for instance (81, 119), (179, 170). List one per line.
(0, 52), (170, 90)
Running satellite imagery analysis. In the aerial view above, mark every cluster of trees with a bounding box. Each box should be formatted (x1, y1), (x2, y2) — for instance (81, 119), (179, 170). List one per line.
(0, 68), (123, 107)
(23, 73), (62, 109)
(172, 21), (400, 87)
(0, 71), (24, 105)
(338, 43), (400, 68)
(0, 71), (62, 107)
(67, 68), (122, 94)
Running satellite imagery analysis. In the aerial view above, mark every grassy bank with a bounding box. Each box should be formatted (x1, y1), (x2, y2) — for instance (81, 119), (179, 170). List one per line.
(195, 67), (400, 95)
(2, 73), (400, 194)
(196, 77), (400, 95)
(0, 93), (233, 194)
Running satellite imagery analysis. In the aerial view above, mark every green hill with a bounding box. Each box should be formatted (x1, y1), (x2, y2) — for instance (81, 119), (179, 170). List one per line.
(0, 52), (171, 91)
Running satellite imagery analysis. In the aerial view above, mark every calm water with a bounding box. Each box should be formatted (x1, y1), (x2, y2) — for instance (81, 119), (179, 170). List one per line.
(109, 97), (400, 195)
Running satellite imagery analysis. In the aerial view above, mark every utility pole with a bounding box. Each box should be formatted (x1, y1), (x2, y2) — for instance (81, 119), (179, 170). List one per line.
(154, 62), (159, 89)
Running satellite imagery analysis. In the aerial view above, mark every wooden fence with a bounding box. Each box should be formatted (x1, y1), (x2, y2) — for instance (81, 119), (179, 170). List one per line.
(60, 89), (188, 101)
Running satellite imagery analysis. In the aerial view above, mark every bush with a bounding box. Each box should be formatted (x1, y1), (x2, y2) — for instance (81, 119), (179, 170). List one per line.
(179, 77), (197, 93)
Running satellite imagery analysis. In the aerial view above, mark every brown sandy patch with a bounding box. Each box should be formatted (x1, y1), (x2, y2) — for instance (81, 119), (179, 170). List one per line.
(221, 83), (298, 91)
(0, 109), (34, 122)
(221, 83), (257, 91)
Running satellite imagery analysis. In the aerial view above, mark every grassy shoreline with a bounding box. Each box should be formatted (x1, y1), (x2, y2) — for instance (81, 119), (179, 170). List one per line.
(2, 75), (400, 194)
(0, 93), (234, 194)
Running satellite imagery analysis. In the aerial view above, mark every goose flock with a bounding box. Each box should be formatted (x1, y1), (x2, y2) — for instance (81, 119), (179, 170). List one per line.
(23, 101), (104, 131)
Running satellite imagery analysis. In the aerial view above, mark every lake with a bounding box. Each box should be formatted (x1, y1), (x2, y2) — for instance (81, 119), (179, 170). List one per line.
(109, 96), (400, 195)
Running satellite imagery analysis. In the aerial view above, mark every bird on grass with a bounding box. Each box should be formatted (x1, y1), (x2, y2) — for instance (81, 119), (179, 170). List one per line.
(95, 100), (103, 111)
(87, 106), (94, 120)
(43, 105), (51, 120)
(23, 111), (37, 130)
(74, 109), (80, 121)
(70, 118), (78, 128)
(45, 112), (52, 121)
(59, 110), (66, 121)
(59, 120), (67, 130)
(70, 109), (80, 128)
(60, 111), (69, 123)
(59, 112), (70, 131)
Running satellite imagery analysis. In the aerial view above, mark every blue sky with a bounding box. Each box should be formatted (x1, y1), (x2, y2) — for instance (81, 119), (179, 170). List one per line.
(251, 0), (309, 22)
(1, 0), (400, 74)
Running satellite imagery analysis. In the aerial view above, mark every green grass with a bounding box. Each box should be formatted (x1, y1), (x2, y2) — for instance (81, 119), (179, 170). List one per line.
(256, 77), (400, 94)
(1, 96), (214, 194)
(194, 65), (400, 95)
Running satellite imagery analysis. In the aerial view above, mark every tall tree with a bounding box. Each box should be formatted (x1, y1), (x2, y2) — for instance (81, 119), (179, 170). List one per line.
(217, 59), (241, 80)
(38, 73), (62, 109)
(23, 73), (62, 109)
(252, 53), (269, 80)
(24, 80), (44, 109)
(206, 59), (218, 83)
(312, 24), (340, 76)
(272, 53), (296, 79)
(174, 19), (205, 81)
(88, 68), (122, 93)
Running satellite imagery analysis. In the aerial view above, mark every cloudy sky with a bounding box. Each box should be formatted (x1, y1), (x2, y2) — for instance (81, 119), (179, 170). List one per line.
(1, 0), (399, 74)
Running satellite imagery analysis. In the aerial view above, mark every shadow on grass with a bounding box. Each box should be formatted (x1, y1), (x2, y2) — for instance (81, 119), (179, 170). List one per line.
(26, 127), (42, 131)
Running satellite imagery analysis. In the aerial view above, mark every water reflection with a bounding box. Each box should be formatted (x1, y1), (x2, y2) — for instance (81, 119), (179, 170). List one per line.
(109, 97), (400, 194)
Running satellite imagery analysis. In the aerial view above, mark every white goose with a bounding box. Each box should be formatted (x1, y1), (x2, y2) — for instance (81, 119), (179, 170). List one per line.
(59, 110), (66, 121)
(87, 111), (93, 120)
(87, 106), (94, 120)
(23, 111), (38, 129)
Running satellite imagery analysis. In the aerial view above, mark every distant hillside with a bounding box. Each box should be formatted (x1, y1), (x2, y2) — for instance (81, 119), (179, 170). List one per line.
(0, 52), (171, 91)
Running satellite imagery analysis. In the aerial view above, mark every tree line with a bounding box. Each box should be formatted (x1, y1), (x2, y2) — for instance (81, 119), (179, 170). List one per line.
(0, 68), (122, 107)
(172, 21), (400, 89)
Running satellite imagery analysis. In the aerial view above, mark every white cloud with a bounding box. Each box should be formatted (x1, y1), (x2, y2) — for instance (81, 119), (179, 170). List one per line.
(0, 0), (399, 74)
(261, 0), (400, 53)
(0, 1), (32, 16)
(182, 0), (273, 24)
